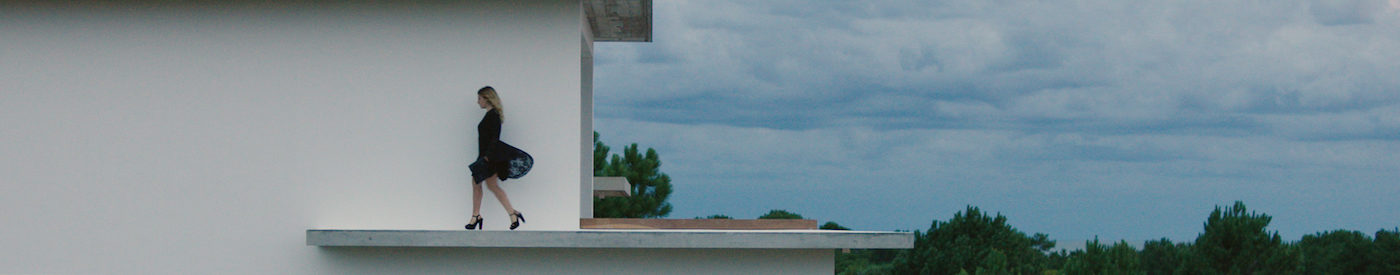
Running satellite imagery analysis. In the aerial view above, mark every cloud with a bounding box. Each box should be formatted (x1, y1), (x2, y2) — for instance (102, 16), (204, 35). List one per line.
(1310, 0), (1388, 25)
(1264, 105), (1400, 141)
(597, 0), (1400, 137)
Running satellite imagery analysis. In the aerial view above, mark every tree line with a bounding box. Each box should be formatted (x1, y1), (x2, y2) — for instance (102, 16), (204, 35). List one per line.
(590, 133), (1399, 274)
(844, 201), (1400, 275)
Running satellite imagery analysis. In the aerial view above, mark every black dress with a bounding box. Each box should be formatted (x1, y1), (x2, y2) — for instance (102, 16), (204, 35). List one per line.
(470, 109), (532, 183)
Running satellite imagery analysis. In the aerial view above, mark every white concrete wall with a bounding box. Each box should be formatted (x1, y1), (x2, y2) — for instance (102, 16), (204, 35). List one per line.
(0, 1), (598, 273)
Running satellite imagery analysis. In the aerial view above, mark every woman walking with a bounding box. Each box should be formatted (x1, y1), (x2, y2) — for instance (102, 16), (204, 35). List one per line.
(465, 86), (526, 230)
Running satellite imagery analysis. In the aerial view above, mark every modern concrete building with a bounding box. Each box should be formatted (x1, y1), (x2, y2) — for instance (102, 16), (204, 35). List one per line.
(0, 1), (911, 274)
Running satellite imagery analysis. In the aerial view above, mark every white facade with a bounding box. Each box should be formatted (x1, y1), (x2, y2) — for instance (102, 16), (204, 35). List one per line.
(1, 2), (910, 274)
(1, 1), (589, 273)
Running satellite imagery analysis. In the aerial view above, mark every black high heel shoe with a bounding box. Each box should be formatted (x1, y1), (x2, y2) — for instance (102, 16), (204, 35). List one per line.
(465, 215), (483, 230)
(510, 211), (525, 230)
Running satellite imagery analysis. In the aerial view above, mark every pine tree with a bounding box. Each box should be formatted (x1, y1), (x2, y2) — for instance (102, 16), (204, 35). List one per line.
(1139, 238), (1190, 275)
(1185, 201), (1297, 274)
(1297, 230), (1372, 274)
(758, 209), (804, 220)
(592, 132), (673, 218)
(1062, 239), (1144, 275)
(892, 206), (1054, 274)
(1372, 228), (1400, 274)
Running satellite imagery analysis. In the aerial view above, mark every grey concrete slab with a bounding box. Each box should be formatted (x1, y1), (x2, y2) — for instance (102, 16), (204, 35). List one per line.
(584, 0), (652, 42)
(307, 230), (913, 249)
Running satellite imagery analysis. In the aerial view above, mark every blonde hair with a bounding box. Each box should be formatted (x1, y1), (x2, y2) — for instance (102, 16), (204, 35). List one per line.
(478, 86), (504, 120)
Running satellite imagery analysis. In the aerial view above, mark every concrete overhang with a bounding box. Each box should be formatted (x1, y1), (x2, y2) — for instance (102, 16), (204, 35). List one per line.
(593, 177), (631, 198)
(307, 229), (914, 249)
(585, 0), (652, 42)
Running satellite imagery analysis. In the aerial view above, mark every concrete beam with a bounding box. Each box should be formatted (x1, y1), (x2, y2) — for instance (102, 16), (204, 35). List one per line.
(307, 229), (914, 249)
(592, 177), (631, 198)
(584, 0), (652, 42)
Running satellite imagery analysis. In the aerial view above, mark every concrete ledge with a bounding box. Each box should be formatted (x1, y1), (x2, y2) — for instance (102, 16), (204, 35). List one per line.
(581, 218), (817, 230)
(307, 230), (913, 249)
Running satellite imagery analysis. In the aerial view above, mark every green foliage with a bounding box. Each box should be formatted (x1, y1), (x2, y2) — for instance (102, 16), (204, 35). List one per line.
(1370, 228), (1400, 274)
(823, 221), (852, 230)
(591, 132), (673, 218)
(892, 206), (1055, 275)
(1298, 230), (1372, 274)
(592, 132), (609, 176)
(1061, 239), (1143, 275)
(1184, 201), (1297, 275)
(976, 249), (1010, 274)
(1139, 238), (1190, 275)
(696, 214), (732, 219)
(831, 202), (1396, 274)
(758, 209), (805, 220)
(837, 249), (899, 275)
(1045, 249), (1072, 274)
(745, 200), (1399, 275)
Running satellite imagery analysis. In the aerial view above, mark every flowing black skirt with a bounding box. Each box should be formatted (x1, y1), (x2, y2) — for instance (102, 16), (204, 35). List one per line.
(470, 141), (533, 184)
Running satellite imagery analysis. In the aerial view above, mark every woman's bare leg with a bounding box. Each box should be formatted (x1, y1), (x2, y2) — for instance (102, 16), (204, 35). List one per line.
(472, 182), (484, 217)
(484, 176), (517, 220)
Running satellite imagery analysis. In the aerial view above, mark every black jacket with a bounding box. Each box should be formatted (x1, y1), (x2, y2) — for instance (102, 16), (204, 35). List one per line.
(476, 109), (501, 159)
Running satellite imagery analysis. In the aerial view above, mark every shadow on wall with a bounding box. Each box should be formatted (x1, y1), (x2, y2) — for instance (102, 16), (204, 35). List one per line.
(316, 247), (514, 274)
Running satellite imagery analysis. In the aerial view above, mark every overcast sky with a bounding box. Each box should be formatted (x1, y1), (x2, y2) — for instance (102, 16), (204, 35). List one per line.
(592, 0), (1400, 242)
